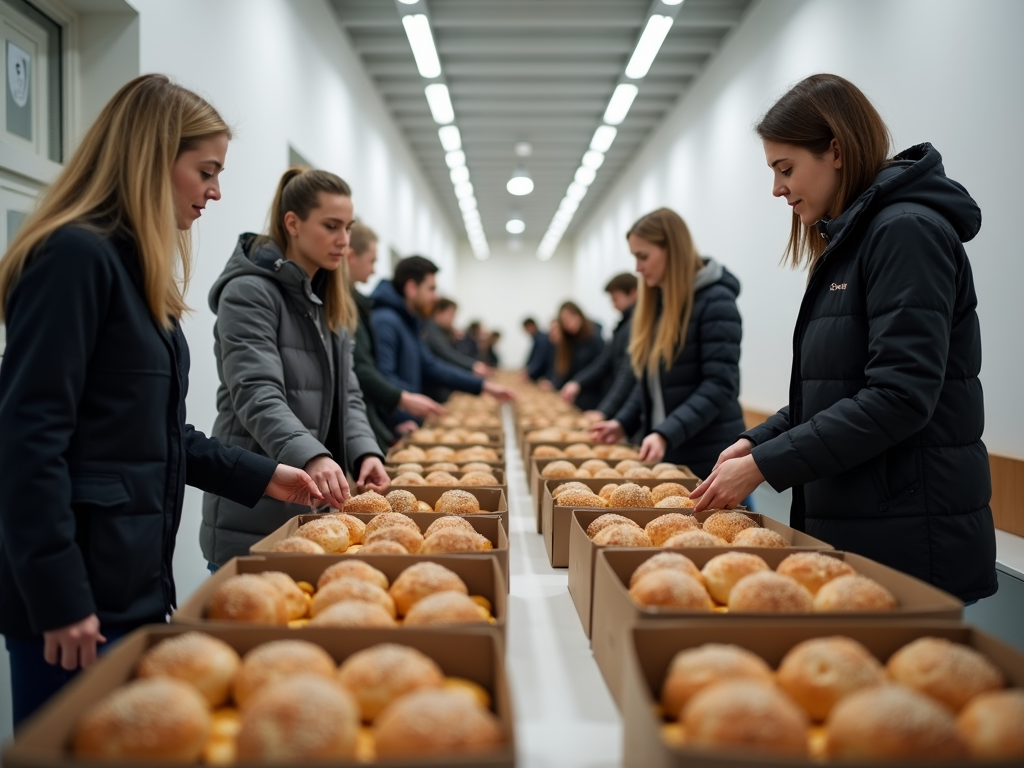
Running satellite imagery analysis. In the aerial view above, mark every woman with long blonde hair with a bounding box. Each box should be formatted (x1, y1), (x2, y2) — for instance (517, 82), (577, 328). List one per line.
(0, 75), (321, 724)
(201, 168), (388, 567)
(591, 208), (744, 478)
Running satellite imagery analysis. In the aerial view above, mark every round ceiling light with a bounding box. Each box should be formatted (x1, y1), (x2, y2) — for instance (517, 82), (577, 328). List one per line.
(505, 218), (526, 235)
(507, 171), (534, 196)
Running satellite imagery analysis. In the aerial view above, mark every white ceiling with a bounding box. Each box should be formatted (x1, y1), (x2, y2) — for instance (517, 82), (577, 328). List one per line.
(330, 0), (752, 250)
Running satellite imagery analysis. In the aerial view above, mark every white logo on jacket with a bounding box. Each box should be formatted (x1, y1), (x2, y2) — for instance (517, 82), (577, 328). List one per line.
(830, 283), (848, 291)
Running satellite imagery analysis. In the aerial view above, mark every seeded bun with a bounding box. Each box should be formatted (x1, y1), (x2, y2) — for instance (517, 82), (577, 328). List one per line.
(565, 443), (595, 458)
(308, 600), (397, 628)
(364, 524), (424, 554)
(702, 511), (758, 543)
(458, 471), (500, 486)
(729, 571), (814, 613)
(813, 575), (897, 612)
(336, 644), (445, 722)
(364, 512), (420, 537)
(395, 463), (424, 474)
(424, 516), (476, 537)
(136, 632), (241, 707)
(270, 536), (325, 554)
(662, 530), (728, 548)
(392, 472), (427, 485)
(389, 562), (468, 616)
(777, 637), (885, 720)
(645, 513), (701, 545)
(358, 540), (409, 555)
(629, 570), (714, 611)
(259, 571), (310, 620)
(586, 513), (641, 539)
(425, 471), (459, 486)
(344, 490), (392, 514)
(533, 446), (566, 459)
(614, 459), (641, 472)
(331, 513), (366, 545)
(887, 637), (1004, 711)
(461, 462), (494, 473)
(683, 680), (808, 755)
(416, 500), (434, 512)
(310, 577), (397, 618)
(629, 552), (703, 588)
(598, 483), (620, 500)
(208, 574), (287, 625)
(650, 483), (691, 504)
(552, 481), (591, 498)
(701, 552), (771, 604)
(541, 460), (578, 478)
(654, 495), (695, 510)
(425, 462), (459, 472)
(404, 591), (489, 627)
(233, 640), (337, 708)
(317, 560), (389, 591)
(957, 690), (1024, 758)
(422, 528), (491, 554)
(608, 483), (653, 509)
(623, 466), (657, 480)
(593, 524), (653, 547)
(555, 489), (606, 507)
(425, 446), (456, 462)
(391, 447), (427, 463)
(386, 490), (419, 513)
(374, 689), (503, 758)
(776, 552), (856, 595)
(579, 459), (609, 473)
(436, 489), (481, 515)
(731, 527), (788, 548)
(593, 468), (623, 479)
(661, 644), (774, 719)
(294, 516), (350, 553)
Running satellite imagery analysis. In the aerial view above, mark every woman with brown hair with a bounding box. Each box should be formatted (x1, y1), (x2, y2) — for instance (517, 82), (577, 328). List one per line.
(591, 208), (744, 478)
(201, 168), (388, 566)
(0, 75), (321, 724)
(548, 301), (606, 411)
(693, 74), (996, 603)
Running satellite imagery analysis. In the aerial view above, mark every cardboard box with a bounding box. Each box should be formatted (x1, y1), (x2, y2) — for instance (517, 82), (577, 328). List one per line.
(530, 460), (699, 533)
(407, 428), (505, 446)
(4, 624), (514, 768)
(568, 508), (833, 639)
(621, 620), (1024, 768)
(387, 467), (506, 486)
(250, 513), (510, 590)
(332, 486), (509, 532)
(173, 554), (507, 638)
(592, 549), (963, 707)
(386, 444), (505, 464)
(541, 478), (701, 567)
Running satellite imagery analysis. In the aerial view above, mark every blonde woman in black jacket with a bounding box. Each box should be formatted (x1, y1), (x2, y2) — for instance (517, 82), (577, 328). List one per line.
(693, 74), (996, 603)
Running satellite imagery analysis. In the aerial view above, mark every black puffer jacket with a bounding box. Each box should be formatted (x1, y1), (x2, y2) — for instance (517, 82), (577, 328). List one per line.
(615, 259), (744, 478)
(551, 323), (606, 411)
(743, 144), (996, 603)
(573, 304), (637, 418)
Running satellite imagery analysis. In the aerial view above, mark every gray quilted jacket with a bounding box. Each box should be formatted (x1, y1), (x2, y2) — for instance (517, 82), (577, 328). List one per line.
(200, 234), (382, 564)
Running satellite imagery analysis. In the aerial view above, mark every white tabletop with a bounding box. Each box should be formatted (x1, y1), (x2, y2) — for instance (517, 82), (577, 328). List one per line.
(995, 528), (1024, 582)
(501, 407), (623, 768)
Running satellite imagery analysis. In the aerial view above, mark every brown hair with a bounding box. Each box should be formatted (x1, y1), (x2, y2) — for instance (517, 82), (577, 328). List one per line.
(756, 74), (892, 271)
(349, 220), (378, 256)
(627, 208), (701, 376)
(0, 74), (229, 328)
(267, 167), (356, 332)
(554, 300), (594, 377)
(604, 272), (638, 295)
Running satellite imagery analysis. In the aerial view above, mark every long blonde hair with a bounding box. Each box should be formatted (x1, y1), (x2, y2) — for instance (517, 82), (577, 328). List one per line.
(0, 74), (229, 328)
(628, 208), (701, 376)
(266, 167), (357, 333)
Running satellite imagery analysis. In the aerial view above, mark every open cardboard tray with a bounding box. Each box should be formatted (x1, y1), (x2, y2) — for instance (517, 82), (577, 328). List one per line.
(387, 467), (506, 486)
(406, 428), (505, 446)
(249, 513), (510, 590)
(342, 487), (508, 532)
(568, 508), (833, 639)
(386, 444), (505, 464)
(592, 549), (964, 707)
(621, 619), (1024, 768)
(530, 459), (698, 533)
(520, 438), (602, 468)
(3, 624), (514, 768)
(172, 555), (508, 639)
(540, 478), (701, 566)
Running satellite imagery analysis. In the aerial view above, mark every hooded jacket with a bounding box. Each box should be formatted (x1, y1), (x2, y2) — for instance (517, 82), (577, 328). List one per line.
(743, 144), (996, 602)
(370, 280), (482, 420)
(615, 258), (744, 479)
(201, 235), (382, 564)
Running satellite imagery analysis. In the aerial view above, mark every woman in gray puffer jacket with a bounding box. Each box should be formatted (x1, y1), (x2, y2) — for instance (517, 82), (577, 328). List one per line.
(200, 168), (387, 566)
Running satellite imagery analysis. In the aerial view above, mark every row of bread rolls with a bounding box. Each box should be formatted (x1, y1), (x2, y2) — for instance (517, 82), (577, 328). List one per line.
(542, 459), (691, 480)
(582, 506), (791, 548)
(658, 636), (1023, 760)
(207, 560), (495, 629)
(533, 444), (639, 461)
(391, 464), (500, 487)
(389, 444), (500, 464)
(74, 633), (503, 763)
(627, 551), (898, 613)
(407, 427), (497, 445)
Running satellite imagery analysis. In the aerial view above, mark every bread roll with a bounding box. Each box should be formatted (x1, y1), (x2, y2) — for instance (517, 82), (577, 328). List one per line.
(336, 644), (445, 722)
(887, 637), (1004, 711)
(461, 461), (494, 474)
(957, 689), (1024, 758)
(825, 684), (966, 759)
(390, 447), (427, 463)
(592, 524), (653, 547)
(657, 469), (691, 479)
(308, 601), (397, 628)
(731, 527), (788, 548)
(364, 524), (424, 553)
(358, 540), (409, 555)
(344, 490), (391, 514)
(425, 470), (459, 486)
(813, 574), (897, 612)
(629, 552), (702, 588)
(374, 689), (503, 757)
(436, 489), (481, 514)
(422, 528), (491, 554)
(533, 446), (566, 459)
(392, 471), (427, 486)
(311, 576), (396, 618)
(425, 462), (459, 472)
(317, 559), (389, 591)
(654, 495), (696, 510)
(645, 513), (701, 545)
(458, 471), (499, 486)
(233, 639), (337, 707)
(552, 481), (591, 498)
(702, 511), (758, 542)
(331, 513), (366, 544)
(776, 552), (856, 595)
(270, 536), (325, 554)
(605, 482), (651, 509)
(701, 552), (770, 604)
(237, 674), (359, 760)
(614, 459), (642, 472)
(416, 500), (434, 512)
(386, 489), (419, 513)
(364, 512), (420, 537)
(259, 571), (310, 620)
(662, 530), (728, 548)
(652, 463), (677, 474)
(424, 516), (475, 537)
(661, 644), (774, 718)
(555, 489), (606, 507)
(541, 460), (577, 478)
(728, 571), (814, 613)
(629, 570), (714, 611)
(623, 466), (657, 479)
(389, 562), (468, 616)
(579, 459), (609, 474)
(395, 463), (424, 474)
(425, 447), (456, 461)
(777, 636), (884, 720)
(683, 680), (808, 755)
(404, 591), (489, 626)
(598, 483), (619, 500)
(73, 678), (210, 762)
(586, 513), (641, 539)
(208, 574), (287, 625)
(565, 443), (595, 458)
(136, 632), (240, 707)
(593, 468), (622, 479)
(294, 516), (350, 553)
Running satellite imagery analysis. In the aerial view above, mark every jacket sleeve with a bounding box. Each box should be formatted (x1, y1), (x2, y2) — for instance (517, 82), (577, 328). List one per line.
(352, 319), (403, 411)
(571, 340), (613, 390)
(215, 277), (328, 470)
(741, 407), (790, 445)
(752, 214), (960, 491)
(421, 341), (484, 394)
(525, 337), (549, 380)
(613, 381), (644, 435)
(371, 310), (419, 393)
(597, 362), (637, 418)
(340, 335), (386, 474)
(652, 289), (742, 450)
(0, 231), (108, 632)
(425, 323), (478, 370)
(183, 425), (277, 506)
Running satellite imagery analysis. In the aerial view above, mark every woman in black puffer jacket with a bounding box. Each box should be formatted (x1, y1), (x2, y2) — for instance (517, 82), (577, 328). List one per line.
(549, 301), (607, 411)
(591, 208), (745, 480)
(693, 74), (997, 603)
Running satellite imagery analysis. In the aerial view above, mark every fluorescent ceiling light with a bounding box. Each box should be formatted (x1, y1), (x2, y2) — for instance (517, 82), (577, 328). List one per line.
(507, 172), (534, 196)
(506, 218), (526, 235)
(559, 197), (580, 214)
(603, 83), (639, 125)
(625, 15), (674, 79)
(566, 182), (588, 201)
(582, 150), (605, 170)
(462, 208), (481, 222)
(458, 196), (478, 212)
(454, 181), (474, 199)
(574, 166), (596, 186)
(450, 166), (470, 184)
(402, 15), (442, 79)
(590, 125), (618, 153)
(438, 125), (462, 152)
(425, 83), (455, 124)
(397, 0), (420, 4)
(661, 0), (684, 5)
(445, 150), (466, 169)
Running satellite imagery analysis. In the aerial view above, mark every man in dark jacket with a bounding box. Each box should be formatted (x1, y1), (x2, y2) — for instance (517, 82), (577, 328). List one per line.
(561, 273), (638, 419)
(522, 317), (553, 381)
(695, 144), (997, 604)
(423, 297), (491, 402)
(371, 256), (513, 428)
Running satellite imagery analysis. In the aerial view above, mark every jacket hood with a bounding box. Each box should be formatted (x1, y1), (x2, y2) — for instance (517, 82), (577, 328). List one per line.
(820, 143), (981, 250)
(209, 233), (323, 314)
(695, 256), (740, 297)
(370, 279), (419, 328)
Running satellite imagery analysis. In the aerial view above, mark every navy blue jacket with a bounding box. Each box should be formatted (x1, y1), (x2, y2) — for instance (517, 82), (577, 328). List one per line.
(0, 227), (276, 637)
(525, 331), (553, 381)
(743, 144), (996, 602)
(370, 280), (482, 424)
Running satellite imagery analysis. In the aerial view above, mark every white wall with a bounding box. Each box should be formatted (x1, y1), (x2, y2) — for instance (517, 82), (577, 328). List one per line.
(454, 241), (574, 370)
(127, 0), (459, 600)
(572, 0), (1024, 459)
